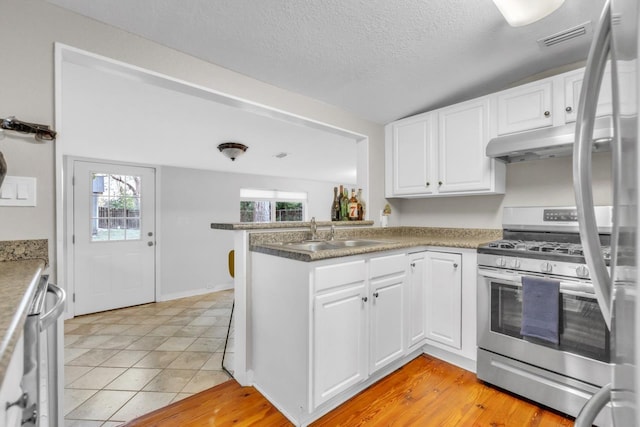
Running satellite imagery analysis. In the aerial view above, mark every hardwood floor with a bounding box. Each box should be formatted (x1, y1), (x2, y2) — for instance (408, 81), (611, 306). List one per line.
(122, 355), (574, 426)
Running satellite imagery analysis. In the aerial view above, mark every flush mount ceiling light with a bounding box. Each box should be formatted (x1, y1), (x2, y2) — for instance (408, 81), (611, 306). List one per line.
(492, 0), (565, 27)
(218, 142), (248, 161)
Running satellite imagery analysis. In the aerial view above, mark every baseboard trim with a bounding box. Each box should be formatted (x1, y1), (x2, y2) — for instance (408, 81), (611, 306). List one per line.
(158, 283), (233, 302)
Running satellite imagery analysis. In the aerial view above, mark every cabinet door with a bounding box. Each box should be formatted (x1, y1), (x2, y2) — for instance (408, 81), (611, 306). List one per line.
(390, 114), (434, 195)
(564, 67), (613, 123)
(370, 273), (405, 374)
(497, 80), (553, 135)
(313, 283), (367, 408)
(438, 98), (491, 193)
(407, 254), (426, 349)
(425, 252), (462, 349)
(0, 336), (24, 427)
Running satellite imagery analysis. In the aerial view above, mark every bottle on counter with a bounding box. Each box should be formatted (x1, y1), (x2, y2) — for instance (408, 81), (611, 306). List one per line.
(348, 188), (359, 220)
(357, 188), (365, 220)
(341, 187), (349, 220)
(337, 185), (344, 220)
(331, 187), (340, 221)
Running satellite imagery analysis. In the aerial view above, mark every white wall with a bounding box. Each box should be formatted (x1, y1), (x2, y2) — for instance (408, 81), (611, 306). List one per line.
(159, 165), (350, 299)
(0, 0), (384, 285)
(397, 152), (613, 228)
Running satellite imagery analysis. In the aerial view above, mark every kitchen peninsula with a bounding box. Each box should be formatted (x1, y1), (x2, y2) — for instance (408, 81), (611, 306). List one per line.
(212, 221), (500, 426)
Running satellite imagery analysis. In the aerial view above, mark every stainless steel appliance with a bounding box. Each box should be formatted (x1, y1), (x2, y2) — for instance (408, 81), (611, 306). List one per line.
(22, 275), (66, 427)
(477, 206), (613, 425)
(571, 0), (638, 425)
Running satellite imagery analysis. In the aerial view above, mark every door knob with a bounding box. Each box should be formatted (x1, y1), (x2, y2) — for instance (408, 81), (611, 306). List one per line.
(147, 241), (154, 247)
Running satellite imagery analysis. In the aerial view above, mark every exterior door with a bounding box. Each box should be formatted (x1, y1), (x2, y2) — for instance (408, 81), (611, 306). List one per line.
(73, 160), (156, 315)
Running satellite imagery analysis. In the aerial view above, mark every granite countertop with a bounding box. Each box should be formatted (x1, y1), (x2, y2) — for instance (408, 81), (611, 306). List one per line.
(250, 226), (502, 262)
(0, 259), (45, 385)
(211, 220), (374, 230)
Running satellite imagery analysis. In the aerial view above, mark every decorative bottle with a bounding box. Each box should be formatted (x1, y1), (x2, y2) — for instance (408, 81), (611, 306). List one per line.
(357, 188), (365, 220)
(331, 187), (340, 221)
(341, 187), (349, 220)
(348, 189), (359, 220)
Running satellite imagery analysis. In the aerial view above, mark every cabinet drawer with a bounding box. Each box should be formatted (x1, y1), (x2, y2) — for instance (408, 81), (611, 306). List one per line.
(314, 260), (366, 293)
(369, 253), (406, 279)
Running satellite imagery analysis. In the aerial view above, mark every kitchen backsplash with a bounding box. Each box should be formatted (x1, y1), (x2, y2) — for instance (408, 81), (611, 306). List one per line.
(0, 239), (48, 266)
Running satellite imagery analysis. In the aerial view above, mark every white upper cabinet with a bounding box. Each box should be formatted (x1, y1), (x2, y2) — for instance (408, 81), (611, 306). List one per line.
(385, 97), (505, 198)
(497, 80), (553, 135)
(563, 65), (613, 123)
(438, 98), (492, 193)
(386, 113), (434, 196)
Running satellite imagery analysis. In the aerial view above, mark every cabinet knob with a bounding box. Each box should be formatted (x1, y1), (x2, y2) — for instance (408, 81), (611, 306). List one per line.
(373, 292), (379, 298)
(362, 296), (368, 303)
(148, 241), (154, 247)
(426, 182), (430, 187)
(453, 263), (458, 268)
(411, 262), (416, 267)
(544, 110), (551, 117)
(565, 106), (573, 112)
(438, 181), (443, 186)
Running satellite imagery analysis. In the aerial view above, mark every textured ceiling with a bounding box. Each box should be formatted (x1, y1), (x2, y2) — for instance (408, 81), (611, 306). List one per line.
(47, 0), (606, 124)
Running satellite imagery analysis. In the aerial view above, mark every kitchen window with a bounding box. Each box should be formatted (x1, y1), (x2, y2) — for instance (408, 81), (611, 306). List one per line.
(240, 188), (307, 222)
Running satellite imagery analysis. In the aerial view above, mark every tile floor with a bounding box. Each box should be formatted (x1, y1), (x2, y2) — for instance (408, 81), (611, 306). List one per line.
(63, 290), (234, 426)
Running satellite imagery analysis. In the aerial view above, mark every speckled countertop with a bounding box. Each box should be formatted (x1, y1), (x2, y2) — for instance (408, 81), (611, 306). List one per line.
(250, 226), (502, 261)
(211, 220), (374, 230)
(0, 239), (48, 385)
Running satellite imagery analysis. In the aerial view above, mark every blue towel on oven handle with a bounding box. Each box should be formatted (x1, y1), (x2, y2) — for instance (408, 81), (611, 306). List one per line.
(520, 276), (560, 345)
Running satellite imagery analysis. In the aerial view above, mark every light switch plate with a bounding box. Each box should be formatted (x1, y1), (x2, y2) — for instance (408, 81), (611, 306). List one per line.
(0, 176), (37, 206)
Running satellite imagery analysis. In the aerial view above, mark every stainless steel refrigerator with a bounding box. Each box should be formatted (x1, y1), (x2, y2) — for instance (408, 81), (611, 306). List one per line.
(573, 0), (638, 425)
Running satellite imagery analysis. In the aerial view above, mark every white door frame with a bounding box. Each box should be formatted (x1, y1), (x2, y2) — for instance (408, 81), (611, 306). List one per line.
(63, 156), (162, 318)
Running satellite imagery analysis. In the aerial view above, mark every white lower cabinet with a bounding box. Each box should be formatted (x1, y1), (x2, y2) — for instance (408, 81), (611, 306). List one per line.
(1, 335), (24, 427)
(250, 247), (475, 426)
(424, 251), (462, 349)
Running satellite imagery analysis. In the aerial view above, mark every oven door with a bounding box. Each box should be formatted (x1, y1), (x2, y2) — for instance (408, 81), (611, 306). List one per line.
(477, 267), (612, 388)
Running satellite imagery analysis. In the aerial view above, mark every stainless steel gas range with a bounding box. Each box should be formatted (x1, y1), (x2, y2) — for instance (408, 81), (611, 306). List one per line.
(477, 206), (613, 426)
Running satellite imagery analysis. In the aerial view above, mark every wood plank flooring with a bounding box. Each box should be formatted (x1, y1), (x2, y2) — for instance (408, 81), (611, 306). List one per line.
(122, 355), (574, 426)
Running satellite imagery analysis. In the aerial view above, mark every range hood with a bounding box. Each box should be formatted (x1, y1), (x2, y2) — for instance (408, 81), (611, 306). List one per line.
(486, 116), (616, 162)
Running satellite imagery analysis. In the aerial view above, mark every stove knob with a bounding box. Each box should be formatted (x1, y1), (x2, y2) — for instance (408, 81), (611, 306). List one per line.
(576, 265), (590, 278)
(496, 257), (506, 267)
(541, 262), (553, 273)
(509, 258), (521, 269)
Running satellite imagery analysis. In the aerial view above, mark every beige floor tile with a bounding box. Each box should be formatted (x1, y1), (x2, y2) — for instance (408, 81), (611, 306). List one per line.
(68, 367), (127, 390)
(65, 419), (103, 426)
(105, 368), (161, 391)
(69, 323), (111, 335)
(155, 337), (196, 351)
(139, 316), (168, 325)
(65, 366), (93, 386)
(187, 316), (219, 327)
(96, 324), (136, 335)
(171, 392), (194, 404)
(65, 347), (91, 364)
(146, 325), (183, 336)
(122, 324), (157, 336)
(116, 315), (150, 325)
(67, 349), (120, 367)
(185, 337), (224, 352)
(110, 391), (176, 422)
(133, 351), (182, 368)
(101, 350), (150, 368)
(67, 390), (136, 421)
(200, 352), (224, 371)
(142, 369), (196, 392)
(201, 326), (229, 338)
(65, 323), (81, 333)
(155, 307), (185, 316)
(64, 334), (83, 347)
(95, 335), (141, 350)
(172, 325), (209, 337)
(202, 308), (232, 316)
(64, 388), (98, 415)
(126, 336), (168, 351)
(191, 300), (216, 308)
(66, 315), (100, 324)
(181, 370), (230, 394)
(163, 316), (197, 326)
(66, 334), (116, 349)
(166, 352), (211, 370)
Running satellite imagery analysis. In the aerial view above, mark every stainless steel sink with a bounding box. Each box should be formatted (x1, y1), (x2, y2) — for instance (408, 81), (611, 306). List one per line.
(276, 239), (389, 252)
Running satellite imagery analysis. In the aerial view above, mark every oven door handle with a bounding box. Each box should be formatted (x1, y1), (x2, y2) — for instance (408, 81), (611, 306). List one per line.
(478, 268), (596, 296)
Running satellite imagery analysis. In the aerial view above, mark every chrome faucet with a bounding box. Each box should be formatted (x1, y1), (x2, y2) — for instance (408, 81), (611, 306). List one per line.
(310, 217), (318, 241)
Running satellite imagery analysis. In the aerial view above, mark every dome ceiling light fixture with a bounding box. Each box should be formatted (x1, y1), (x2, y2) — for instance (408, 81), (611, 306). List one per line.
(492, 0), (565, 27)
(218, 142), (248, 161)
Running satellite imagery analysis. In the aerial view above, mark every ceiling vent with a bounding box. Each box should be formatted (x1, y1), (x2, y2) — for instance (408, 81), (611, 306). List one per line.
(537, 21), (592, 48)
